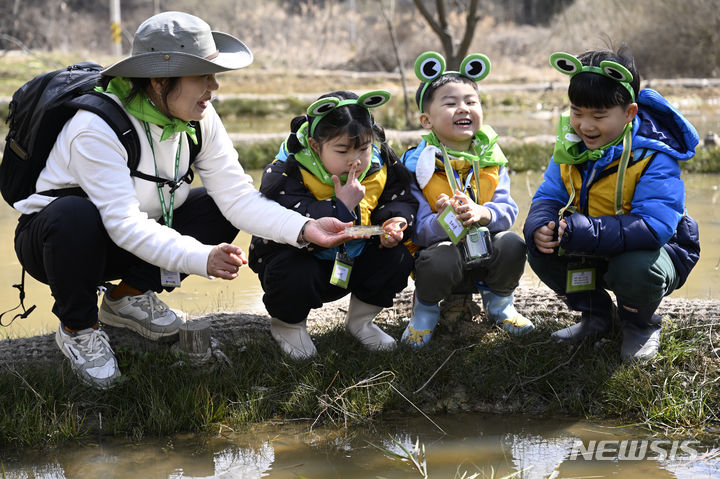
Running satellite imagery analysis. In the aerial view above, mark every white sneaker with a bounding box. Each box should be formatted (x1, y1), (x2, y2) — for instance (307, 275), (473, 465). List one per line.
(99, 289), (184, 341)
(55, 325), (120, 389)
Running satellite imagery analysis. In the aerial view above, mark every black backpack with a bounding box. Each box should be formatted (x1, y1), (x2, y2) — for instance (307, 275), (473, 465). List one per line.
(1, 61), (202, 207)
(0, 62), (202, 326)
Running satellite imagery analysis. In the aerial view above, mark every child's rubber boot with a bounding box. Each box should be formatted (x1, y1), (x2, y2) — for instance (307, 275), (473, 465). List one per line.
(479, 289), (535, 335)
(551, 290), (616, 343)
(618, 299), (662, 362)
(344, 294), (396, 351)
(401, 296), (441, 348)
(270, 317), (317, 360)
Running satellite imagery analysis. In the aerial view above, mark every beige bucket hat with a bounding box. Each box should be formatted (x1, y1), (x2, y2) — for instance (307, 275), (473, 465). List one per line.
(101, 11), (253, 78)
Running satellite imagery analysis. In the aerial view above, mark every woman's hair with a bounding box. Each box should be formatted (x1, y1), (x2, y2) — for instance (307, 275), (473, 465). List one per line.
(415, 73), (479, 111)
(569, 48), (640, 108)
(98, 75), (182, 117)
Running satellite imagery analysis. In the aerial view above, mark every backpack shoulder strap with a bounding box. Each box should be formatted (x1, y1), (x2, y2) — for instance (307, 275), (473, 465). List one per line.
(188, 122), (202, 165)
(57, 93), (200, 194)
(65, 91), (141, 168)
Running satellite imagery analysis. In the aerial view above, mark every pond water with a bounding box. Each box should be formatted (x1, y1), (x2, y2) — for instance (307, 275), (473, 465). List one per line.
(1, 170), (719, 339)
(2, 413), (718, 478)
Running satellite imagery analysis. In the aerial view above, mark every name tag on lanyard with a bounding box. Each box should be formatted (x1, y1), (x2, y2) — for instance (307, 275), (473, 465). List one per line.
(144, 121), (184, 289)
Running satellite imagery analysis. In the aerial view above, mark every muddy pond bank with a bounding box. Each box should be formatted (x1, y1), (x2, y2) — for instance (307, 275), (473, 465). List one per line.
(1, 285), (718, 447)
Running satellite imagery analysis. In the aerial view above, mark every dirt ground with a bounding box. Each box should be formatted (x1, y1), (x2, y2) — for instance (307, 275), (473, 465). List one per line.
(1, 285), (717, 366)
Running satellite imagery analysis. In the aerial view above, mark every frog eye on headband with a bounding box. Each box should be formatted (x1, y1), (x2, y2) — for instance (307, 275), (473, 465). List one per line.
(357, 90), (391, 109)
(414, 51), (446, 83)
(549, 51), (635, 101)
(550, 52), (583, 75)
(460, 53), (491, 82)
(306, 90), (392, 136)
(307, 97), (340, 117)
(599, 60), (633, 83)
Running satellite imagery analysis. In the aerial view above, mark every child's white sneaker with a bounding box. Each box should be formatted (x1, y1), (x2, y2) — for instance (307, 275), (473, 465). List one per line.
(55, 325), (120, 389)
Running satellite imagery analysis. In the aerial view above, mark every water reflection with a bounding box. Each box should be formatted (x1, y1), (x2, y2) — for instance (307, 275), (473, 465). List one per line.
(2, 415), (718, 478)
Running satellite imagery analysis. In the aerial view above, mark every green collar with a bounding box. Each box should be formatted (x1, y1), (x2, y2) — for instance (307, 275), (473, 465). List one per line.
(552, 113), (630, 165)
(97, 77), (197, 144)
(421, 127), (507, 168)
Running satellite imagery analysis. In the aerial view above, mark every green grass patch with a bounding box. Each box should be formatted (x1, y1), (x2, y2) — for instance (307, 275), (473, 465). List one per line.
(1, 311), (718, 450)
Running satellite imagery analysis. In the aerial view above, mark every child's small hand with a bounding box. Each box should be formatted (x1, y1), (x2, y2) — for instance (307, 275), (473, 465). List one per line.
(379, 216), (406, 248)
(333, 163), (365, 211)
(435, 193), (452, 212)
(451, 190), (491, 226)
(533, 220), (566, 253)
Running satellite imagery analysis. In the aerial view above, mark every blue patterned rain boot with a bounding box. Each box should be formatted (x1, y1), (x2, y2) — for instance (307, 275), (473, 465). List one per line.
(479, 289), (535, 335)
(401, 295), (441, 348)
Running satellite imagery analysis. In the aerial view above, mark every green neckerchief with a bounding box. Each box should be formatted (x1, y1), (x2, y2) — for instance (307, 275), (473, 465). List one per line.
(96, 77), (198, 144)
(292, 122), (372, 187)
(552, 113), (630, 165)
(421, 126), (508, 168)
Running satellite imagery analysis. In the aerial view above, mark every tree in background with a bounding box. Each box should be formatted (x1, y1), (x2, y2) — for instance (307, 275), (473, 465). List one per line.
(411, 0), (481, 70)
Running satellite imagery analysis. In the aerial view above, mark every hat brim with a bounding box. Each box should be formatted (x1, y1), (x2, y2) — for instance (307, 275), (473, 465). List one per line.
(101, 31), (253, 78)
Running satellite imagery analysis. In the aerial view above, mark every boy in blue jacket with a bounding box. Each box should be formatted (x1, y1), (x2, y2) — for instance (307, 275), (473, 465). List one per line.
(401, 51), (534, 347)
(523, 48), (700, 362)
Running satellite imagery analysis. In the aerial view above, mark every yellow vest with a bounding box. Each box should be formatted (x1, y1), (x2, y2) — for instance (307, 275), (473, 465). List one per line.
(404, 158), (500, 255)
(559, 151), (655, 216)
(422, 156), (499, 212)
(300, 164), (388, 224)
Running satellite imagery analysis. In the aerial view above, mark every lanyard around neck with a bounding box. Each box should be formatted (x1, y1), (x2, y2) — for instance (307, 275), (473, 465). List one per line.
(557, 124), (633, 221)
(439, 144), (482, 199)
(143, 121), (181, 228)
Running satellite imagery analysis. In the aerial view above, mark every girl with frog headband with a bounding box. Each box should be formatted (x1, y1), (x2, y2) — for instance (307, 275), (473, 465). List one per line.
(248, 90), (417, 360)
(400, 51), (534, 348)
(523, 48), (700, 362)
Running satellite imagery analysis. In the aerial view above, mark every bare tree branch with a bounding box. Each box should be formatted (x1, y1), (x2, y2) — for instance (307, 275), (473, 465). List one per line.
(411, 0), (482, 69)
(379, 0), (413, 127)
(412, 0), (443, 37)
(456, 0), (480, 63)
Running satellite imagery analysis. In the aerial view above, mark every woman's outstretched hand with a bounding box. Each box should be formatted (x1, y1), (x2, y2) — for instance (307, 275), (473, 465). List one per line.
(207, 243), (247, 279)
(301, 218), (358, 248)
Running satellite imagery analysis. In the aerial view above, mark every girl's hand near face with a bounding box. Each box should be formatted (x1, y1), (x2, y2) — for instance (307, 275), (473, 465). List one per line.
(333, 163), (365, 211)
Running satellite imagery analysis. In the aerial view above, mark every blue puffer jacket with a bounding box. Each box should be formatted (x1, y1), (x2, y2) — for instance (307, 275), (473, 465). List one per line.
(523, 88), (700, 287)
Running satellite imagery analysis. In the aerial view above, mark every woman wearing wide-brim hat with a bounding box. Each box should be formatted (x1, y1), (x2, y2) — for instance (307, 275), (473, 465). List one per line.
(12, 11), (354, 389)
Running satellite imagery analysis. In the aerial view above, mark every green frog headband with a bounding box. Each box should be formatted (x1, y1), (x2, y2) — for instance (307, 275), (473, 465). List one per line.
(415, 51), (491, 113)
(549, 52), (635, 102)
(306, 90), (391, 137)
